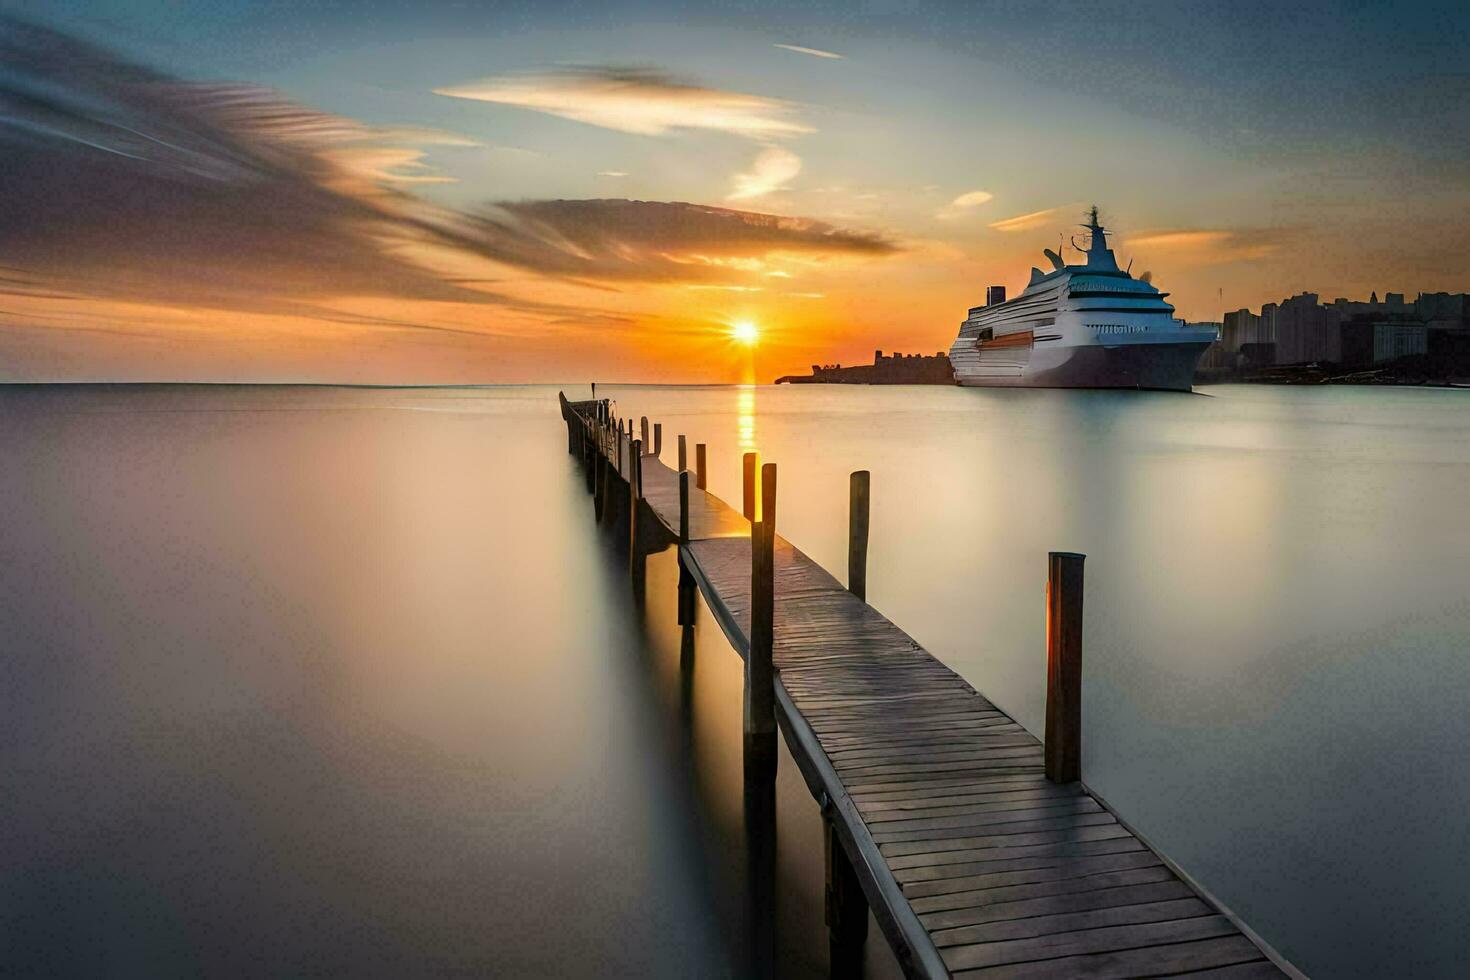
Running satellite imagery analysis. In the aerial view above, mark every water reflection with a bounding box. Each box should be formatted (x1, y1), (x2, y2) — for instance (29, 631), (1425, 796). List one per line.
(737, 386), (757, 450)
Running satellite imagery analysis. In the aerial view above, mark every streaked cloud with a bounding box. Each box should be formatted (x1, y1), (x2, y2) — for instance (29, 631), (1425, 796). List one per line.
(989, 207), (1063, 232)
(728, 146), (802, 200)
(774, 43), (843, 59)
(937, 189), (994, 219)
(0, 19), (893, 326)
(435, 66), (812, 139)
(1129, 228), (1283, 263)
(451, 199), (896, 283)
(597, 170), (628, 177)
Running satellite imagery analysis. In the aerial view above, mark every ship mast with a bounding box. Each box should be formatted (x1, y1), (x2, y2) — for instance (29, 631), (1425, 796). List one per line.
(1079, 205), (1119, 271)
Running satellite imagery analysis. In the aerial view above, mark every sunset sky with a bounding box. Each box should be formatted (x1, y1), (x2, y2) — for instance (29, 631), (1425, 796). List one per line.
(2, 1), (1468, 382)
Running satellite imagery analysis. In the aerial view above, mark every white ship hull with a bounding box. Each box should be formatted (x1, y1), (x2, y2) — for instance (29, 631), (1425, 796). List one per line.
(951, 336), (1213, 391)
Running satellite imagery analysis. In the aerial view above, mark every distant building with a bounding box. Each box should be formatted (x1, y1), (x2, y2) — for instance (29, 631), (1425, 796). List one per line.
(1217, 288), (1470, 372)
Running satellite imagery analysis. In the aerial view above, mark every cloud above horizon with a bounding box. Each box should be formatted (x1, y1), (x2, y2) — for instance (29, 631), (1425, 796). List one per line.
(0, 19), (893, 331)
(435, 66), (813, 138)
(938, 189), (994, 220)
(988, 207), (1064, 232)
(774, 43), (843, 59)
(1128, 228), (1284, 264)
(728, 145), (802, 200)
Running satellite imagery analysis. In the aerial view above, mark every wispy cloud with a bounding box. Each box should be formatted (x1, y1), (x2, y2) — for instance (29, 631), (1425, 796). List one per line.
(728, 145), (802, 200)
(597, 170), (628, 177)
(989, 207), (1063, 232)
(1128, 229), (1283, 263)
(774, 43), (843, 59)
(454, 199), (896, 283)
(0, 19), (894, 327)
(435, 67), (812, 139)
(937, 189), (993, 219)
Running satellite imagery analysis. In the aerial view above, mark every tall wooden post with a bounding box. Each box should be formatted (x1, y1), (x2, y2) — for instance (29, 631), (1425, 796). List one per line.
(641, 416), (650, 451)
(1045, 551), (1086, 783)
(825, 818), (869, 975)
(677, 471), (695, 625)
(653, 422), (662, 458)
(677, 434), (687, 472)
(628, 439), (642, 561)
(746, 463), (776, 741)
(848, 470), (870, 602)
(742, 452), (758, 521)
(695, 443), (707, 490)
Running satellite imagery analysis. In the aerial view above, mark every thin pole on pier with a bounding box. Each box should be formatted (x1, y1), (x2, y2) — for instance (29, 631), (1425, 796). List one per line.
(677, 434), (687, 472)
(629, 439), (642, 561)
(679, 470), (690, 543)
(742, 452), (758, 521)
(677, 470), (695, 625)
(641, 416), (650, 452)
(653, 422), (662, 458)
(746, 462), (776, 742)
(1044, 551), (1086, 783)
(696, 443), (707, 490)
(848, 470), (870, 602)
(825, 817), (869, 975)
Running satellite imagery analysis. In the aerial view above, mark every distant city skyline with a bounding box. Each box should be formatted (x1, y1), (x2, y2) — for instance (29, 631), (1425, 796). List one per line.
(2, 2), (1468, 382)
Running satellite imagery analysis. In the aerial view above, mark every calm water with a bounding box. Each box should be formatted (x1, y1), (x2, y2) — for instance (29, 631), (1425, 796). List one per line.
(3, 383), (1469, 977)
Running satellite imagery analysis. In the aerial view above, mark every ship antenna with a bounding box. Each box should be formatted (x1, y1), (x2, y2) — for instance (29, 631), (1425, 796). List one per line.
(1126, 257), (1133, 273)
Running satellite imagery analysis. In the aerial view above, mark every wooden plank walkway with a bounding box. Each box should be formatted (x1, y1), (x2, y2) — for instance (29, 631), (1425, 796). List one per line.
(562, 397), (1291, 979)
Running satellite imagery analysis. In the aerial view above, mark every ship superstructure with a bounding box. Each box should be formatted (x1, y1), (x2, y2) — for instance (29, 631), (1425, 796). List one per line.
(949, 208), (1215, 390)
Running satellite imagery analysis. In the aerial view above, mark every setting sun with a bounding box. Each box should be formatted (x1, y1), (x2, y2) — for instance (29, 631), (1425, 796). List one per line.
(731, 320), (760, 345)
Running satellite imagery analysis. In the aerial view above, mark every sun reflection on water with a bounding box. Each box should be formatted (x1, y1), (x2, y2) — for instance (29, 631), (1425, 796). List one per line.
(737, 386), (756, 450)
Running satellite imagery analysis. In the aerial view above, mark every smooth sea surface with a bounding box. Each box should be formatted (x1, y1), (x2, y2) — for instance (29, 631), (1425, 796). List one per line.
(3, 382), (1469, 977)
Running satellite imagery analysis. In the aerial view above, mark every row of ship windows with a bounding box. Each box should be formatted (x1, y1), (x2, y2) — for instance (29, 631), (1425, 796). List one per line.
(1088, 324), (1148, 333)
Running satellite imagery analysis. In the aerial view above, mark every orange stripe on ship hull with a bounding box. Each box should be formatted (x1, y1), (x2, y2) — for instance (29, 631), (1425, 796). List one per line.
(978, 329), (1034, 350)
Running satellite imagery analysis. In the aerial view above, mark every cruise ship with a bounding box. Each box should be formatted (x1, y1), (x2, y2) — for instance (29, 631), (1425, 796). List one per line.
(949, 208), (1216, 390)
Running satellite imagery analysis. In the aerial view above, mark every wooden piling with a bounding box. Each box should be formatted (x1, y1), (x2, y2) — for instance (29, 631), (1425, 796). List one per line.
(825, 817), (869, 975)
(677, 434), (687, 472)
(641, 416), (650, 451)
(653, 422), (662, 457)
(629, 439), (642, 561)
(678, 470), (695, 626)
(1044, 551), (1086, 783)
(848, 470), (870, 602)
(695, 443), (707, 490)
(745, 462), (776, 739)
(742, 452), (757, 521)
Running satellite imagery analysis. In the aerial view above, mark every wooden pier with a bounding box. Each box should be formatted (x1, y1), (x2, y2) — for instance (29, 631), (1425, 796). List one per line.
(559, 393), (1293, 979)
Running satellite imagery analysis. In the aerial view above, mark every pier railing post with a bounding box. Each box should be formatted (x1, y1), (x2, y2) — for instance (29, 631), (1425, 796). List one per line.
(677, 434), (687, 472)
(1045, 551), (1086, 783)
(677, 470), (695, 625)
(696, 443), (707, 490)
(629, 439), (642, 561)
(825, 817), (869, 975)
(653, 422), (662, 458)
(746, 463), (776, 743)
(641, 416), (650, 452)
(848, 470), (870, 602)
(742, 452), (757, 521)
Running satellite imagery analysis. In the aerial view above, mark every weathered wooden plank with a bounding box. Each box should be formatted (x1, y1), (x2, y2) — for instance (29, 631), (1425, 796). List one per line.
(930, 896), (1212, 949)
(943, 914), (1237, 971)
(953, 935), (1268, 978)
(915, 867), (1180, 925)
(903, 847), (1164, 899)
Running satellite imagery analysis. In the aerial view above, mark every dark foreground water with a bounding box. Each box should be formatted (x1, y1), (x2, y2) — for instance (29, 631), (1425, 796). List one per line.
(3, 383), (1469, 977)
